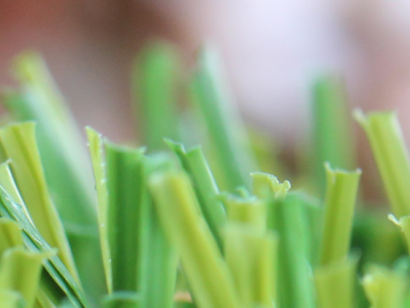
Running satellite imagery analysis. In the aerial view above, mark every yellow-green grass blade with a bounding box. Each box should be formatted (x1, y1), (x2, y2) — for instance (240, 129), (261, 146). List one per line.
(251, 172), (290, 199)
(139, 154), (179, 308)
(355, 110), (410, 217)
(190, 47), (257, 192)
(0, 122), (78, 282)
(132, 42), (181, 151)
(224, 224), (277, 308)
(362, 264), (406, 308)
(311, 75), (355, 193)
(148, 170), (240, 308)
(0, 290), (25, 308)
(166, 140), (226, 252)
(319, 164), (361, 266)
(0, 247), (54, 308)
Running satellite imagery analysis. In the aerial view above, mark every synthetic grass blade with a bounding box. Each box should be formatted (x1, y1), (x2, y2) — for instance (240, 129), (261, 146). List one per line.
(314, 258), (357, 308)
(190, 47), (257, 191)
(251, 172), (291, 199)
(139, 154), (179, 308)
(0, 218), (24, 256)
(133, 43), (181, 151)
(355, 110), (410, 217)
(102, 292), (140, 308)
(0, 290), (25, 308)
(0, 247), (54, 308)
(148, 169), (240, 308)
(166, 140), (226, 251)
(0, 122), (78, 281)
(223, 195), (266, 231)
(311, 75), (355, 193)
(320, 164), (361, 266)
(362, 264), (406, 308)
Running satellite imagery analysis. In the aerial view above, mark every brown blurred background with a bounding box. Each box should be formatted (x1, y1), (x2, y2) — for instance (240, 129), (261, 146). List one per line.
(1, 0), (410, 202)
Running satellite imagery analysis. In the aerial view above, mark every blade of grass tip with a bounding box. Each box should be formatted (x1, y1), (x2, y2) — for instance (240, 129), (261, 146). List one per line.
(165, 139), (226, 252)
(148, 169), (241, 308)
(0, 186), (89, 307)
(190, 46), (257, 191)
(224, 224), (277, 308)
(314, 258), (357, 308)
(86, 127), (112, 293)
(355, 110), (410, 218)
(0, 122), (79, 282)
(132, 42), (182, 151)
(0, 290), (25, 308)
(0, 247), (55, 308)
(389, 215), (410, 257)
(102, 292), (140, 308)
(105, 142), (145, 292)
(250, 172), (291, 200)
(362, 264), (406, 308)
(269, 193), (316, 308)
(139, 154), (179, 308)
(311, 74), (355, 193)
(319, 163), (361, 266)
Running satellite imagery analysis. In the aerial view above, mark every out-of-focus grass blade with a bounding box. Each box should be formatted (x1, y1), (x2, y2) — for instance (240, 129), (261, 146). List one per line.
(0, 290), (25, 308)
(311, 75), (355, 193)
(166, 140), (226, 251)
(314, 258), (356, 308)
(148, 169), (240, 308)
(190, 47), (257, 191)
(102, 292), (140, 308)
(269, 193), (316, 308)
(362, 264), (406, 308)
(0, 186), (89, 307)
(105, 142), (145, 292)
(0, 122), (78, 281)
(319, 164), (361, 266)
(86, 127), (112, 293)
(0, 218), (24, 256)
(133, 43), (181, 151)
(4, 52), (104, 300)
(355, 110), (410, 217)
(251, 172), (290, 199)
(224, 224), (277, 308)
(139, 154), (179, 308)
(0, 247), (54, 308)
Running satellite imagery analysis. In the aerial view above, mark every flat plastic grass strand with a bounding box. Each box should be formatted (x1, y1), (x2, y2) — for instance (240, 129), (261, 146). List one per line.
(312, 75), (355, 193)
(250, 172), (291, 199)
(320, 164), (361, 266)
(102, 292), (140, 308)
(86, 127), (112, 293)
(0, 290), (25, 308)
(355, 111), (410, 217)
(148, 170), (241, 308)
(133, 43), (181, 151)
(190, 47), (257, 191)
(0, 122), (78, 281)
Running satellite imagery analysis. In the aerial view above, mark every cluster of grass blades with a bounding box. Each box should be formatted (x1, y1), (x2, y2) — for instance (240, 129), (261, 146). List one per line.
(0, 42), (410, 308)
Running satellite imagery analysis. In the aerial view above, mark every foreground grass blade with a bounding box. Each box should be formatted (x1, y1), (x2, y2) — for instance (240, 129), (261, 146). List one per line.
(139, 155), (179, 308)
(149, 170), (240, 308)
(0, 186), (89, 307)
(362, 264), (406, 308)
(190, 47), (257, 191)
(320, 164), (361, 266)
(0, 247), (54, 308)
(102, 292), (140, 308)
(0, 289), (25, 308)
(0, 122), (78, 281)
(311, 75), (355, 192)
(355, 111), (410, 217)
(133, 43), (181, 151)
(314, 259), (356, 308)
(166, 140), (226, 251)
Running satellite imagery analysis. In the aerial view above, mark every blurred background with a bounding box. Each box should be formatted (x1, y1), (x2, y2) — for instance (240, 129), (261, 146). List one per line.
(1, 0), (410, 202)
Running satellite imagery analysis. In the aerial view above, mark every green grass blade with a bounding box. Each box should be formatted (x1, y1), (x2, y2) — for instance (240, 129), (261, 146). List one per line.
(148, 169), (240, 308)
(0, 290), (25, 308)
(362, 264), (406, 308)
(311, 75), (355, 192)
(166, 140), (226, 251)
(250, 172), (291, 199)
(133, 43), (181, 151)
(319, 164), (361, 266)
(0, 247), (54, 308)
(0, 218), (24, 256)
(190, 47), (257, 191)
(86, 127), (112, 293)
(355, 110), (410, 217)
(0, 122), (78, 281)
(139, 154), (179, 308)
(102, 292), (140, 308)
(314, 258), (357, 308)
